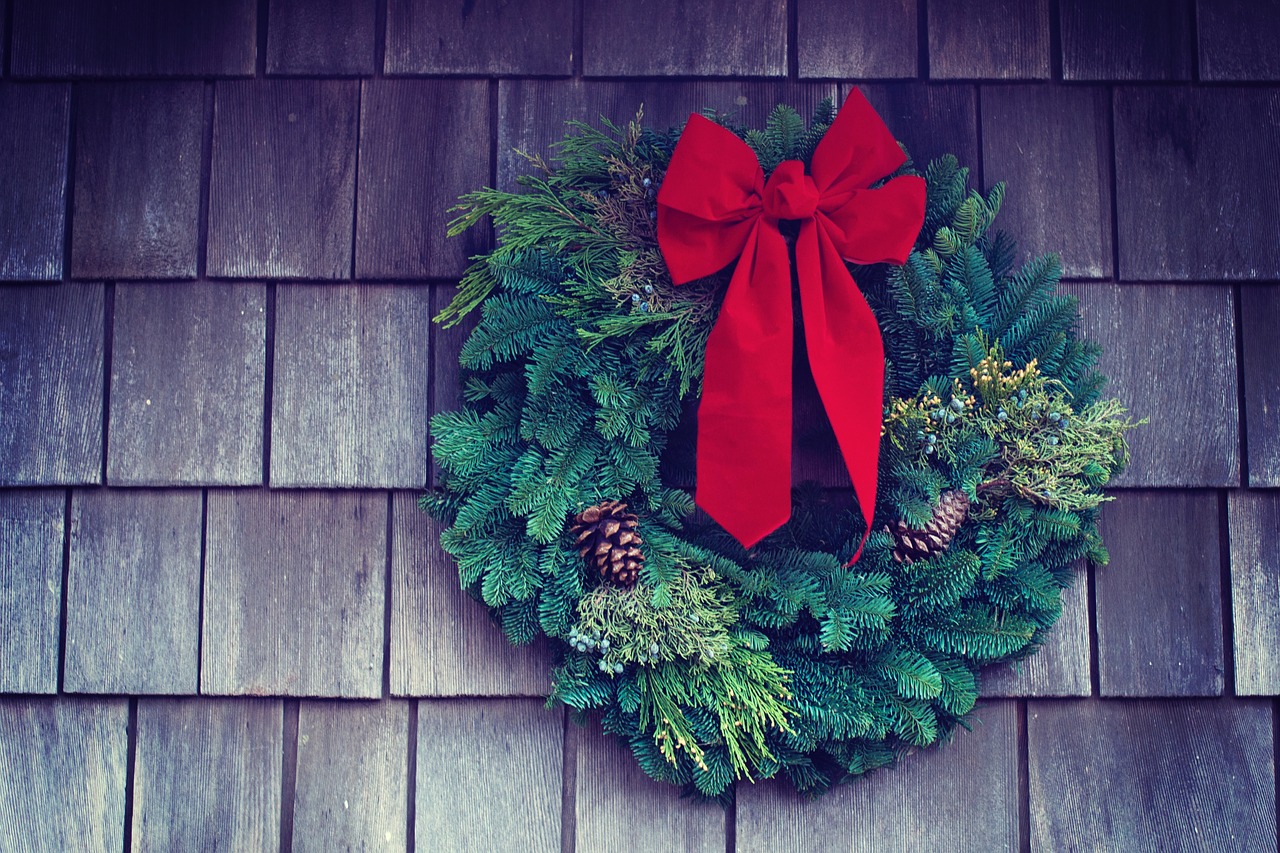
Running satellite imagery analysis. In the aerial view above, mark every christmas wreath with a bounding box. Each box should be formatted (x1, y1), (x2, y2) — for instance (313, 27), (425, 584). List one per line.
(423, 91), (1136, 802)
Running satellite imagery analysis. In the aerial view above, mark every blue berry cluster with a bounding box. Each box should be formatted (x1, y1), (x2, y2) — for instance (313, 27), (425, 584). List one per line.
(630, 283), (655, 312)
(567, 626), (626, 674)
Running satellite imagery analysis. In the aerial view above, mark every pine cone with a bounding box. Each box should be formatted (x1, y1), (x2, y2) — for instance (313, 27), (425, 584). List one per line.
(571, 500), (644, 587)
(889, 489), (971, 564)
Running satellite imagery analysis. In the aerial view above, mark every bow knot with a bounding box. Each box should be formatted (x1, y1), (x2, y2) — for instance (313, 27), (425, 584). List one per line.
(656, 90), (926, 560)
(763, 160), (819, 220)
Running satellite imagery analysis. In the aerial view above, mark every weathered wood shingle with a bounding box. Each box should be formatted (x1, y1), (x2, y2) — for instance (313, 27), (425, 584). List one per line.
(64, 489), (202, 695)
(1060, 0), (1194, 80)
(108, 282), (265, 486)
(10, 0), (256, 78)
(266, 0), (377, 76)
(0, 697), (128, 852)
(1228, 491), (1280, 696)
(737, 701), (1018, 852)
(1095, 491), (1224, 697)
(1066, 282), (1238, 488)
(0, 83), (69, 281)
(980, 85), (1113, 279)
(1029, 699), (1276, 851)
(797, 0), (917, 79)
(71, 82), (204, 280)
(292, 699), (409, 849)
(385, 0), (573, 76)
(355, 80), (491, 280)
(270, 283), (430, 488)
(583, 0), (787, 77)
(202, 490), (386, 697)
(1114, 87), (1280, 281)
(1240, 285), (1280, 486)
(390, 494), (549, 697)
(0, 283), (104, 485)
(927, 0), (1050, 79)
(859, 83), (979, 178)
(981, 562), (1091, 697)
(0, 490), (65, 695)
(1196, 0), (1280, 81)
(207, 80), (359, 280)
(415, 699), (563, 853)
(132, 698), (282, 850)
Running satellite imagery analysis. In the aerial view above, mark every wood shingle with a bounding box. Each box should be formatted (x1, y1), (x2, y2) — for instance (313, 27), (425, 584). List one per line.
(1240, 285), (1280, 486)
(10, 0), (256, 78)
(64, 488), (202, 695)
(270, 283), (431, 488)
(981, 562), (1092, 697)
(1028, 698), (1277, 851)
(202, 489), (386, 697)
(1095, 491), (1224, 697)
(415, 698), (563, 853)
(266, 0), (377, 77)
(1114, 87), (1280, 281)
(582, 0), (787, 77)
(980, 84), (1113, 279)
(71, 82), (204, 280)
(0, 283), (104, 486)
(132, 698), (282, 850)
(108, 282), (266, 486)
(1196, 0), (1280, 81)
(0, 697), (128, 852)
(354, 79), (491, 280)
(0, 490), (64, 695)
(292, 699), (410, 849)
(385, 0), (573, 76)
(207, 80), (359, 280)
(859, 83), (980, 178)
(0, 83), (69, 282)
(927, 0), (1050, 80)
(797, 0), (917, 80)
(1060, 0), (1194, 81)
(1229, 491), (1280, 696)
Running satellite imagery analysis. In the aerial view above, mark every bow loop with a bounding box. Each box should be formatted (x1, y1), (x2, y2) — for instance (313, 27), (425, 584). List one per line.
(656, 90), (926, 558)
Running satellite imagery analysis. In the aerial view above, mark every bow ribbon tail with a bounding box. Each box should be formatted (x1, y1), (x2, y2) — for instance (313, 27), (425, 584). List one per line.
(794, 220), (886, 561)
(696, 222), (795, 549)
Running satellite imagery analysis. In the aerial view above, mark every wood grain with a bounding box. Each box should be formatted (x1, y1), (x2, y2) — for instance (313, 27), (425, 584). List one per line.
(1095, 491), (1224, 697)
(270, 283), (431, 489)
(1060, 0), (1193, 80)
(71, 82), (204, 280)
(859, 83), (979, 176)
(1240, 285), (1280, 486)
(927, 0), (1050, 79)
(389, 493), (549, 697)
(0, 490), (65, 694)
(1114, 87), (1280, 280)
(980, 85), (1113, 279)
(573, 722), (724, 852)
(292, 699), (409, 850)
(355, 79), (491, 280)
(497, 79), (838, 192)
(1063, 282), (1239, 488)
(266, 0), (376, 76)
(0, 697), (128, 852)
(10, 0), (256, 77)
(0, 83), (69, 281)
(797, 0), (917, 79)
(1197, 0), (1280, 80)
(583, 0), (786, 77)
(981, 562), (1091, 697)
(108, 282), (266, 487)
(415, 698), (563, 853)
(64, 489), (202, 695)
(1228, 491), (1280, 695)
(202, 490), (386, 697)
(132, 698), (282, 851)
(385, 0), (572, 76)
(737, 701), (1018, 852)
(0, 283), (104, 486)
(207, 80), (359, 280)
(1028, 698), (1277, 852)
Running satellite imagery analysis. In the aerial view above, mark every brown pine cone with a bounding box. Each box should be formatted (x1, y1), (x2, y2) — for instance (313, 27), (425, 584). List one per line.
(889, 489), (971, 564)
(571, 500), (645, 587)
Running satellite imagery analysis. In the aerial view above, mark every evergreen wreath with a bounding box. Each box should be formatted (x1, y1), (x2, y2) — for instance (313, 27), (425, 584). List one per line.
(423, 95), (1137, 803)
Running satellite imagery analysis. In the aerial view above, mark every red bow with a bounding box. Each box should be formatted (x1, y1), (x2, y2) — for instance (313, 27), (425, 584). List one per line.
(656, 90), (925, 559)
